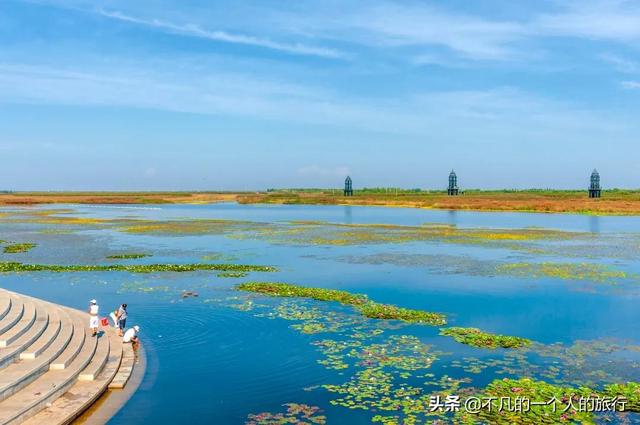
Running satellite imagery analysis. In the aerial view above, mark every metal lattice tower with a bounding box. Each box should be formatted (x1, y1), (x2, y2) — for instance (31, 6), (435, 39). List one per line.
(447, 170), (459, 196)
(589, 169), (601, 198)
(344, 176), (353, 196)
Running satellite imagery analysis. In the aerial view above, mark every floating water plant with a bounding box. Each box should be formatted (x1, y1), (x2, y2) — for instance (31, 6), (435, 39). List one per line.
(3, 243), (36, 254)
(440, 327), (531, 349)
(497, 262), (629, 284)
(246, 403), (326, 425)
(602, 382), (640, 411)
(238, 282), (367, 305)
(106, 253), (151, 259)
(455, 377), (639, 424)
(0, 261), (276, 273)
(118, 281), (170, 293)
(358, 302), (446, 325)
(217, 271), (248, 278)
(237, 282), (445, 325)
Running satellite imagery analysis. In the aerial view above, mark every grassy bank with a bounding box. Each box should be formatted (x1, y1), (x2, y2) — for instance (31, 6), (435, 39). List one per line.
(3, 189), (640, 215)
(237, 189), (640, 215)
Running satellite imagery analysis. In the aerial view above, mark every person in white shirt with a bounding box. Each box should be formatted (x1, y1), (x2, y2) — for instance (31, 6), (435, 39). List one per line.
(88, 299), (99, 337)
(123, 325), (140, 350)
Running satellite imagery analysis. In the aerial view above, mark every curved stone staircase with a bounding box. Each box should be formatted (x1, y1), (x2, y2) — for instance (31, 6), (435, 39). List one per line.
(0, 288), (137, 425)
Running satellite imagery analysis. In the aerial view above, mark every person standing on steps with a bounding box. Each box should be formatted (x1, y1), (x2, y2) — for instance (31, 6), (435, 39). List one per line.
(88, 299), (99, 337)
(116, 303), (128, 337)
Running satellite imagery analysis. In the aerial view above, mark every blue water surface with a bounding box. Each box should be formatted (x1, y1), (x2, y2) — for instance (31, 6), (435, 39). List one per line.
(0, 203), (639, 424)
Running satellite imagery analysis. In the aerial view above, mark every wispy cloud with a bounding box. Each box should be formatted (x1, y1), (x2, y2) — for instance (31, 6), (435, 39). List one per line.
(349, 3), (526, 60)
(270, 1), (640, 62)
(98, 10), (346, 59)
(0, 61), (632, 142)
(600, 53), (640, 73)
(622, 80), (640, 89)
(534, 1), (640, 42)
(14, 0), (640, 64)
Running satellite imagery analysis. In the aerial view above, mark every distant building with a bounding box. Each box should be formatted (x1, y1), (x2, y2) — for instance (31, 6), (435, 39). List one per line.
(447, 170), (459, 196)
(589, 169), (601, 198)
(344, 176), (353, 196)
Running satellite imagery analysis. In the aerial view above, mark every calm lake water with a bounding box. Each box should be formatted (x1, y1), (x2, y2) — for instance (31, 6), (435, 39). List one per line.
(1, 203), (639, 424)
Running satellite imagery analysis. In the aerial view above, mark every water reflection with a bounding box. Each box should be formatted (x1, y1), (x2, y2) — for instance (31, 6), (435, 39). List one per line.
(447, 210), (458, 226)
(343, 206), (352, 224)
(589, 215), (601, 233)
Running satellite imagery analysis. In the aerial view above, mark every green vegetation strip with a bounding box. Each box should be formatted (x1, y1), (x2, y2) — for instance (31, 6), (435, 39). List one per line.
(3, 243), (36, 254)
(106, 253), (151, 259)
(439, 327), (531, 349)
(236, 282), (446, 325)
(0, 262), (276, 273)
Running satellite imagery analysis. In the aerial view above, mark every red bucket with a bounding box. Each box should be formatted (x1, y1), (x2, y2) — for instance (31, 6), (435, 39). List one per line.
(100, 317), (110, 327)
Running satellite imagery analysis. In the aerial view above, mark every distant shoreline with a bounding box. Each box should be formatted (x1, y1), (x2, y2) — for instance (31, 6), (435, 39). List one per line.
(1, 190), (640, 215)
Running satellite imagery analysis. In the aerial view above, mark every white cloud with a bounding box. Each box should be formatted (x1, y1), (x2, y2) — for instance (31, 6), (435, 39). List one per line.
(534, 2), (640, 42)
(622, 80), (640, 89)
(98, 10), (346, 59)
(0, 61), (634, 142)
(599, 53), (640, 74)
(271, 1), (640, 62)
(350, 3), (526, 60)
(16, 0), (640, 64)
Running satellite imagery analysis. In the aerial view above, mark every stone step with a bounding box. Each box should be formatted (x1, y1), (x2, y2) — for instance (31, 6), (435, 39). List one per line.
(0, 302), (37, 348)
(0, 299), (24, 336)
(49, 314), (85, 371)
(0, 309), (74, 402)
(22, 330), (124, 425)
(0, 288), (141, 424)
(0, 304), (49, 369)
(108, 342), (136, 389)
(0, 297), (11, 321)
(0, 312), (100, 425)
(20, 310), (61, 360)
(78, 329), (110, 381)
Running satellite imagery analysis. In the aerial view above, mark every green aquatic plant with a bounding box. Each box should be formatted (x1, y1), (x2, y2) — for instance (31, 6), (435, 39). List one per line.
(444, 339), (640, 390)
(246, 403), (326, 425)
(202, 252), (240, 262)
(440, 327), (531, 349)
(237, 282), (445, 325)
(0, 261), (276, 273)
(238, 282), (367, 305)
(224, 288), (639, 424)
(119, 218), (266, 235)
(358, 303), (446, 325)
(106, 253), (151, 259)
(244, 221), (583, 248)
(118, 281), (170, 293)
(456, 377), (638, 424)
(216, 271), (249, 278)
(497, 262), (629, 284)
(602, 382), (640, 411)
(3, 243), (36, 254)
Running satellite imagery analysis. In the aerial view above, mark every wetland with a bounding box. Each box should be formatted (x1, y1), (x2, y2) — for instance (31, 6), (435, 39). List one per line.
(0, 203), (639, 424)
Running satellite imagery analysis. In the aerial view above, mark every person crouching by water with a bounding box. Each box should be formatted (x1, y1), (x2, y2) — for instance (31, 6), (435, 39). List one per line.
(123, 325), (140, 351)
(116, 303), (128, 337)
(88, 299), (99, 337)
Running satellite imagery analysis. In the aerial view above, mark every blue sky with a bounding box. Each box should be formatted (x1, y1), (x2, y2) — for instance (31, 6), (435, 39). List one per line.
(1, 0), (639, 190)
